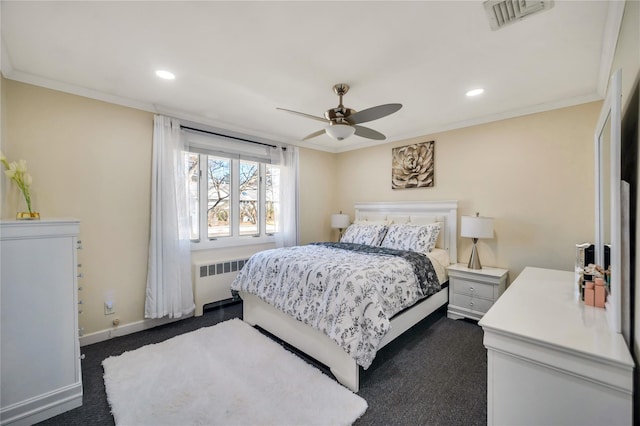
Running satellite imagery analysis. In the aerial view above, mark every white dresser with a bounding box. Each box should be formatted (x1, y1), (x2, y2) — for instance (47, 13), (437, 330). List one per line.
(479, 267), (633, 426)
(1, 220), (83, 425)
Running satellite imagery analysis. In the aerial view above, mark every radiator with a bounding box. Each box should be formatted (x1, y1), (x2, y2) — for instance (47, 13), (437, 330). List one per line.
(193, 258), (249, 316)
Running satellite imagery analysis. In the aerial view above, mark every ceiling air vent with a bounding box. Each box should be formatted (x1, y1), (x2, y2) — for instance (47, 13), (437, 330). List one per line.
(483, 0), (554, 30)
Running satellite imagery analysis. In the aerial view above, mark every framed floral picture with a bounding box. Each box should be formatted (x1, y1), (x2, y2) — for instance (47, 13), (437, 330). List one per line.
(392, 141), (434, 189)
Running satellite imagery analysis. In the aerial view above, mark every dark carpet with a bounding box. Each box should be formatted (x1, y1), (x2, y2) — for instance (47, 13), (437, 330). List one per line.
(37, 302), (486, 426)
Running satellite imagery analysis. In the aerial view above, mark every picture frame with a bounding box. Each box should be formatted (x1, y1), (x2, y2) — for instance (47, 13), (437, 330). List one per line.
(392, 141), (434, 189)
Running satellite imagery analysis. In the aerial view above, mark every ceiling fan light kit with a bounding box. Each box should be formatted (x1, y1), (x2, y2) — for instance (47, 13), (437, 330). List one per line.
(326, 123), (356, 141)
(278, 83), (402, 142)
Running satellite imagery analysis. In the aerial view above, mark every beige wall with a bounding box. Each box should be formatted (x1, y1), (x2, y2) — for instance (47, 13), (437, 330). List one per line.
(336, 102), (601, 279)
(2, 79), (154, 336)
(0, 77), (623, 342)
(0, 78), (334, 337)
(299, 147), (337, 244)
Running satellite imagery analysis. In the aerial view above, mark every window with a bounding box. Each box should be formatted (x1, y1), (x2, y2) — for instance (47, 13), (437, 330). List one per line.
(185, 147), (280, 248)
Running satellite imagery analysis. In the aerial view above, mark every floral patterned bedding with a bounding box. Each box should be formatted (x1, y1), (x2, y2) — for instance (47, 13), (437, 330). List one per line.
(230, 242), (442, 369)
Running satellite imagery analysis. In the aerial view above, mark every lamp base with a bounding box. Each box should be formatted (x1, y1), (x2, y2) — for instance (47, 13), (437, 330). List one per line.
(467, 239), (482, 270)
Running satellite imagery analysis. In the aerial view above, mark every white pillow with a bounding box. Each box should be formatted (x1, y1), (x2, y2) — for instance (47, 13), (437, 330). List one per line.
(380, 223), (441, 254)
(340, 223), (388, 246)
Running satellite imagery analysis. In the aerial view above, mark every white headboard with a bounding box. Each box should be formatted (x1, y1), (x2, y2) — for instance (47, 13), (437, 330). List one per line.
(353, 200), (458, 264)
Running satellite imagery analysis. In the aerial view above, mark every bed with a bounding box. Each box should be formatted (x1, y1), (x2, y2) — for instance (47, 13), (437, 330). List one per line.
(232, 200), (458, 392)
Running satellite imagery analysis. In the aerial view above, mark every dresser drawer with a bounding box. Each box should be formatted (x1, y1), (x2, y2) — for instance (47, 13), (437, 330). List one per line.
(452, 293), (494, 314)
(451, 278), (494, 299)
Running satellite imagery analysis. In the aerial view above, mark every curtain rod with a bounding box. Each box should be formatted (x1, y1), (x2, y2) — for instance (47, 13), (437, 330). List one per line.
(180, 125), (282, 150)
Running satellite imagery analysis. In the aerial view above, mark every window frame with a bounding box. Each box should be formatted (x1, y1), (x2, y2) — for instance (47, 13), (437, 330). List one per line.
(189, 152), (277, 251)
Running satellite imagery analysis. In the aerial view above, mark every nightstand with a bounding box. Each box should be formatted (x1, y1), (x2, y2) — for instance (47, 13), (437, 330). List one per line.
(447, 263), (508, 321)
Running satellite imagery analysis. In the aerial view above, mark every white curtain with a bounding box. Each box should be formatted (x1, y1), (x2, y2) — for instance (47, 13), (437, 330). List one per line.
(145, 115), (195, 319)
(270, 145), (299, 247)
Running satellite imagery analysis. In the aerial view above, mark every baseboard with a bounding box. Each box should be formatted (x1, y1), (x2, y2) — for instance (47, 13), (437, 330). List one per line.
(79, 314), (192, 347)
(1, 382), (82, 425)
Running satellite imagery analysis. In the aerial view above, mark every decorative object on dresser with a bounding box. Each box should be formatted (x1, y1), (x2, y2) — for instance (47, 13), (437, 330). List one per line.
(1, 220), (83, 425)
(447, 263), (508, 321)
(0, 152), (39, 220)
(575, 242), (595, 271)
(391, 141), (434, 189)
(103, 318), (367, 425)
(331, 211), (350, 241)
(479, 267), (633, 425)
(460, 212), (494, 269)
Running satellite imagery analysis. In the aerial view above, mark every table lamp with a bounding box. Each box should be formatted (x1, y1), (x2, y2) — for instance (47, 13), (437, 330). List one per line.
(331, 212), (350, 241)
(460, 212), (494, 270)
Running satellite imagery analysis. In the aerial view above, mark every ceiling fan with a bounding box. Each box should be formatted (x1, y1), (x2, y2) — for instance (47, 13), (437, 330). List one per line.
(277, 83), (402, 142)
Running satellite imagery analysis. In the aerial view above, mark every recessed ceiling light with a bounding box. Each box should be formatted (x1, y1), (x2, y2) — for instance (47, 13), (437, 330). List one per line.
(155, 70), (175, 80)
(466, 88), (484, 97)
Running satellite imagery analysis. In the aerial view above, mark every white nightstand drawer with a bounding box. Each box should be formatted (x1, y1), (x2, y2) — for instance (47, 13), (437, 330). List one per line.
(452, 279), (493, 299)
(452, 293), (494, 314)
(447, 264), (509, 321)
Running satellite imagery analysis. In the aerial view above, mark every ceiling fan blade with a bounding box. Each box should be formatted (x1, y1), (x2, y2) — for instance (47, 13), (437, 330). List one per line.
(354, 125), (386, 140)
(347, 103), (402, 125)
(277, 107), (327, 123)
(302, 129), (326, 141)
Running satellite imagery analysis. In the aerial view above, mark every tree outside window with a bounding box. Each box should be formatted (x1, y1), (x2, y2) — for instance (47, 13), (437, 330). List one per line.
(186, 152), (278, 244)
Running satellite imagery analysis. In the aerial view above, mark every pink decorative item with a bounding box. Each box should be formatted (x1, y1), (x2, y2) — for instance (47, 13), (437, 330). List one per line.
(594, 279), (606, 308)
(584, 282), (595, 306)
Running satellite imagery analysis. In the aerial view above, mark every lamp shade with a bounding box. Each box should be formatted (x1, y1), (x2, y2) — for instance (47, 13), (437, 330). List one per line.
(326, 124), (355, 141)
(460, 215), (494, 239)
(331, 213), (350, 229)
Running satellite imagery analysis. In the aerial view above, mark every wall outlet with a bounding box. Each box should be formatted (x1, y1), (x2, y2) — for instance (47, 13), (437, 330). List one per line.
(104, 301), (115, 315)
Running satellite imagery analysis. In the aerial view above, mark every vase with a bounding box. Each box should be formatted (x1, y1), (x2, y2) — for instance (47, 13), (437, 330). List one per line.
(16, 192), (39, 220)
(16, 211), (40, 220)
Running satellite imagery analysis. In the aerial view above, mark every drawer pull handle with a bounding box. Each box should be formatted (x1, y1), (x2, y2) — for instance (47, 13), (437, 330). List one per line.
(469, 302), (474, 306)
(469, 287), (474, 291)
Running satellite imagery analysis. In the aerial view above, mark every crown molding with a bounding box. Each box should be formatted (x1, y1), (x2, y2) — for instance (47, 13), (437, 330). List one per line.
(2, 67), (604, 155)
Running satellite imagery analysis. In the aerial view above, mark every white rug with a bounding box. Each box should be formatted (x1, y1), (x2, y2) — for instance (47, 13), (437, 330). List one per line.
(102, 318), (367, 425)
